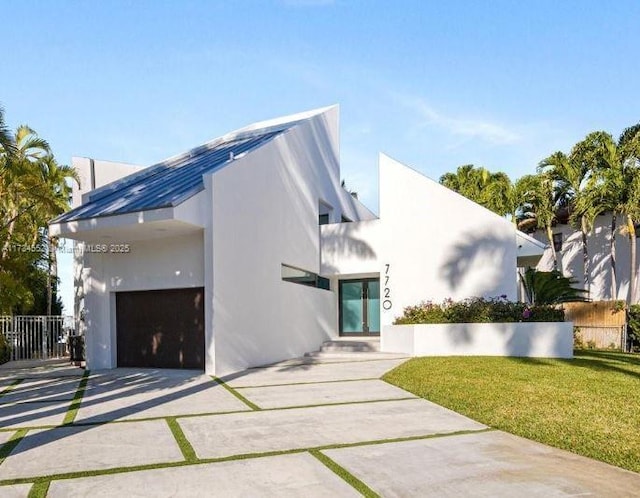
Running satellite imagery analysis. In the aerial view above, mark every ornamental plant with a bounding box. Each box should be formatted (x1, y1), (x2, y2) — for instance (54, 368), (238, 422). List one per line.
(393, 296), (564, 325)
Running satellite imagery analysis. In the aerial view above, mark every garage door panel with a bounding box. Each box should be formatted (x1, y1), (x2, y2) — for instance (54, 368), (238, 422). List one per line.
(116, 288), (205, 369)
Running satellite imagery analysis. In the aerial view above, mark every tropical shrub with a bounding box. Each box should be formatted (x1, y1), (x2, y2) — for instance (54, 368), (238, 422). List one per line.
(521, 268), (588, 305)
(627, 305), (640, 352)
(394, 296), (564, 325)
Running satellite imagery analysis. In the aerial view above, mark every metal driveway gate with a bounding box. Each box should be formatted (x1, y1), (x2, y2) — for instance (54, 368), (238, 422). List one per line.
(0, 316), (74, 361)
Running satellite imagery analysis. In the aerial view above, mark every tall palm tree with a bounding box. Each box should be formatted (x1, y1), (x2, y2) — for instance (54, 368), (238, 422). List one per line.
(0, 107), (14, 156)
(0, 125), (51, 260)
(617, 125), (640, 303)
(37, 155), (79, 315)
(579, 128), (640, 303)
(515, 173), (559, 269)
(440, 164), (514, 217)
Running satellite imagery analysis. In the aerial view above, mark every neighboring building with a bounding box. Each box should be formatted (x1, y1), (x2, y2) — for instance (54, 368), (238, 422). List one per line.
(50, 106), (542, 376)
(530, 216), (640, 303)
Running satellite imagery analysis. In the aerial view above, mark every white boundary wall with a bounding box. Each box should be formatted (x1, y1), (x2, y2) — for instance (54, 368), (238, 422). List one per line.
(382, 322), (574, 358)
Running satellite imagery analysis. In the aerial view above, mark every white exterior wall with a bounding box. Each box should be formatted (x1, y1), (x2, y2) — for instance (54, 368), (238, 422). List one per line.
(533, 214), (639, 302)
(209, 107), (374, 376)
(71, 157), (146, 338)
(81, 233), (205, 369)
(382, 322), (574, 358)
(377, 155), (518, 327)
(321, 155), (520, 334)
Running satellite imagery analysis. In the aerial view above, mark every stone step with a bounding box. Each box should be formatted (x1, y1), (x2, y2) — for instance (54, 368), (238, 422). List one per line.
(302, 351), (407, 361)
(318, 339), (380, 353)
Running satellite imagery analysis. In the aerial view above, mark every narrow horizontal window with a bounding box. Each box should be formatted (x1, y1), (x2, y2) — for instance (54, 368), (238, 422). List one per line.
(282, 264), (331, 291)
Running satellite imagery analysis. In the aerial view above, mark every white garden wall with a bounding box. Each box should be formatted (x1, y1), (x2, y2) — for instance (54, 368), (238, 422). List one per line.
(381, 322), (574, 358)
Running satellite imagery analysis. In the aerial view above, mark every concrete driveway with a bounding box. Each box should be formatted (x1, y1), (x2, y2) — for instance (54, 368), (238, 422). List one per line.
(1, 354), (639, 497)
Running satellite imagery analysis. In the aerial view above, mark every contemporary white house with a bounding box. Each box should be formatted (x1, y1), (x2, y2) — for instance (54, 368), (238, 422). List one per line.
(50, 106), (545, 376)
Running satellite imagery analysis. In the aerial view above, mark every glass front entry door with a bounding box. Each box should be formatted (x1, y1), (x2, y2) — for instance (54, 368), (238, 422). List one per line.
(339, 279), (380, 336)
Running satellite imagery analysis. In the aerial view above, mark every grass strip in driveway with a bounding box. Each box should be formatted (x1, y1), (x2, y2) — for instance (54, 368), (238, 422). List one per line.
(27, 479), (49, 498)
(211, 376), (261, 410)
(0, 379), (23, 399)
(0, 429), (28, 466)
(310, 450), (379, 497)
(62, 370), (90, 425)
(166, 418), (198, 462)
(384, 351), (640, 473)
(0, 428), (491, 487)
(233, 377), (380, 389)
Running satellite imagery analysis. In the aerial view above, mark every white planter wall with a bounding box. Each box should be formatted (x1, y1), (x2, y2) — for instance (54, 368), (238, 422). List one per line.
(382, 322), (574, 358)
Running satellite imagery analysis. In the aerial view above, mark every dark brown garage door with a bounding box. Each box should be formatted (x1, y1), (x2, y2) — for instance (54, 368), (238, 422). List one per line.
(116, 288), (205, 369)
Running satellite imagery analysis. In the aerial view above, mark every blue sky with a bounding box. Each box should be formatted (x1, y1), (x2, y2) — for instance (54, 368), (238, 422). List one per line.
(3, 0), (640, 313)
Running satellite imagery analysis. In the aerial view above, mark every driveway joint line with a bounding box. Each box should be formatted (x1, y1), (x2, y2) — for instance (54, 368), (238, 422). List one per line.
(0, 380), (23, 399)
(166, 417), (198, 462)
(309, 449), (379, 497)
(0, 428), (29, 467)
(0, 427), (494, 486)
(232, 377), (381, 389)
(62, 370), (90, 425)
(0, 397), (422, 432)
(211, 376), (261, 410)
(27, 479), (49, 498)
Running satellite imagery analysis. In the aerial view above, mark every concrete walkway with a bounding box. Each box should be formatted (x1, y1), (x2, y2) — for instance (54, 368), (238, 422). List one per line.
(1, 355), (639, 497)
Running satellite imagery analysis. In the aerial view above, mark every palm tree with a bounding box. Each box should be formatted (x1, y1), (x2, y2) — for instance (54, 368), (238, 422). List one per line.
(521, 268), (588, 305)
(538, 151), (591, 289)
(617, 125), (640, 303)
(515, 173), (559, 268)
(0, 106), (14, 156)
(0, 125), (51, 261)
(440, 165), (514, 217)
(38, 155), (79, 315)
(579, 127), (640, 303)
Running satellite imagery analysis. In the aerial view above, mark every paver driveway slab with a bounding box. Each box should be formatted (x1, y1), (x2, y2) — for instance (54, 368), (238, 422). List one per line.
(0, 431), (15, 446)
(0, 420), (184, 480)
(179, 398), (486, 459)
(47, 453), (360, 498)
(0, 483), (31, 498)
(0, 401), (70, 429)
(0, 377), (80, 404)
(224, 358), (407, 387)
(76, 369), (249, 422)
(323, 430), (640, 497)
(237, 379), (415, 409)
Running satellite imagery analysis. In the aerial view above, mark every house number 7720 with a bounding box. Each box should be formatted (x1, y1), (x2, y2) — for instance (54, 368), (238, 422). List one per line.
(383, 263), (392, 310)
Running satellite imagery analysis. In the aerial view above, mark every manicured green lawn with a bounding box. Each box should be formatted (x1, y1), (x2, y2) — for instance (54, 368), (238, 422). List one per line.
(383, 350), (640, 473)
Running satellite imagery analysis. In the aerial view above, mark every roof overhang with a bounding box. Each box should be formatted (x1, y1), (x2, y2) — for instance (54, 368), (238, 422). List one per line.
(49, 190), (206, 242)
(516, 230), (547, 267)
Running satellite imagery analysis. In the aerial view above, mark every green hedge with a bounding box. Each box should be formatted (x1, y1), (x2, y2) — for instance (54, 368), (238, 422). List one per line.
(394, 296), (564, 325)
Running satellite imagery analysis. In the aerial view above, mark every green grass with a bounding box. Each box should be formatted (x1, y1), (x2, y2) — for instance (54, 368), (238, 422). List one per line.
(310, 450), (380, 497)
(383, 350), (640, 473)
(211, 376), (262, 410)
(27, 480), (50, 498)
(166, 418), (198, 462)
(62, 370), (90, 425)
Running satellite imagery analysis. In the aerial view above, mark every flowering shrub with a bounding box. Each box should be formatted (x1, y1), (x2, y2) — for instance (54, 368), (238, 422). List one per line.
(393, 296), (564, 325)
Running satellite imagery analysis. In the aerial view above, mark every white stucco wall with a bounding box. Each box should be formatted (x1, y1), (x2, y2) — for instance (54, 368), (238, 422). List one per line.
(382, 322), (574, 358)
(71, 157), (146, 337)
(209, 107), (375, 376)
(321, 155), (520, 334)
(82, 233), (205, 369)
(532, 214), (639, 302)
(377, 155), (518, 327)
